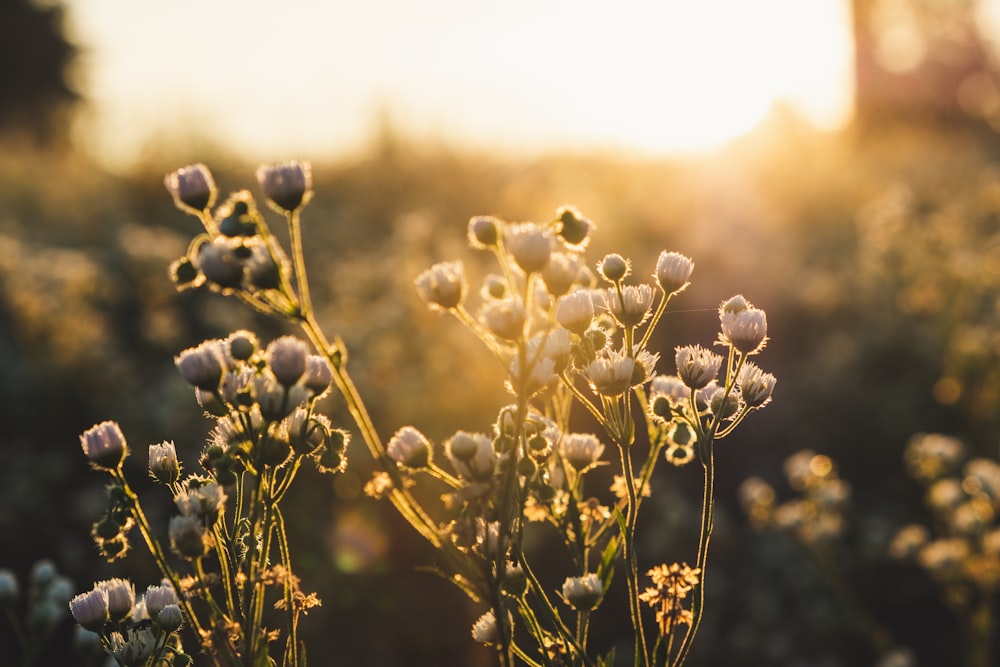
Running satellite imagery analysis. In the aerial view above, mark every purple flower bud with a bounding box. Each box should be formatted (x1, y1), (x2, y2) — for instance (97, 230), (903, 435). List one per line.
(267, 336), (310, 386)
(175, 340), (226, 390)
(79, 421), (128, 471)
(164, 164), (217, 214)
(256, 160), (313, 213)
(69, 587), (109, 632)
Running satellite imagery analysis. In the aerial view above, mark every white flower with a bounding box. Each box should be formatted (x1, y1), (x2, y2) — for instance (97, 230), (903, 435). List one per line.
(654, 251), (694, 295)
(586, 349), (636, 397)
(471, 610), (498, 645)
(69, 587), (109, 632)
(559, 433), (605, 471)
(479, 298), (526, 341)
(174, 479), (227, 524)
(148, 441), (180, 484)
(445, 431), (496, 482)
(606, 284), (655, 327)
(415, 261), (467, 310)
(675, 345), (722, 390)
(387, 426), (432, 469)
(256, 160), (313, 213)
(561, 573), (603, 611)
(79, 421), (128, 471)
(718, 296), (768, 354)
(97, 578), (135, 622)
(556, 289), (595, 334)
(736, 362), (776, 408)
(505, 223), (553, 274)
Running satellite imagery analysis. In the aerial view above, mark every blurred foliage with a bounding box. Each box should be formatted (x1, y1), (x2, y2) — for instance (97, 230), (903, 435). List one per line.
(3, 110), (1000, 665)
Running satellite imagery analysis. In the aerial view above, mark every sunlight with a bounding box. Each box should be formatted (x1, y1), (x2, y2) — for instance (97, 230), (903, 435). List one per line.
(66, 0), (854, 166)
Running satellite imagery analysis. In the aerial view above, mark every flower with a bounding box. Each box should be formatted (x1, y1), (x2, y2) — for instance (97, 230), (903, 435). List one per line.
(559, 433), (605, 471)
(267, 336), (310, 386)
(256, 160), (313, 213)
(302, 355), (333, 397)
(606, 284), (655, 327)
(196, 237), (246, 289)
(561, 573), (603, 611)
(174, 478), (227, 524)
(415, 261), (467, 311)
(471, 610), (498, 645)
(149, 441), (180, 485)
(654, 251), (694, 295)
(445, 431), (496, 482)
(555, 289), (595, 334)
(169, 515), (211, 560)
(557, 205), (594, 248)
(69, 587), (109, 632)
(737, 362), (777, 408)
(175, 340), (226, 391)
(79, 421), (128, 471)
(904, 433), (965, 481)
(479, 298), (526, 341)
(505, 223), (553, 274)
(387, 426), (432, 469)
(585, 349), (636, 397)
(144, 582), (178, 617)
(98, 578), (135, 622)
(467, 215), (500, 248)
(109, 626), (156, 666)
(639, 563), (701, 635)
(597, 253), (630, 283)
(541, 252), (584, 297)
(164, 163), (217, 215)
(675, 345), (722, 390)
(718, 296), (768, 354)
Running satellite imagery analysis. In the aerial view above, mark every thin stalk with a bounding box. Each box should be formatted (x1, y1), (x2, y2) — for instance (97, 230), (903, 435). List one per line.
(273, 509), (299, 667)
(617, 441), (649, 667)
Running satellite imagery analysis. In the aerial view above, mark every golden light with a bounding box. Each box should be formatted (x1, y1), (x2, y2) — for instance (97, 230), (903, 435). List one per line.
(67, 0), (854, 167)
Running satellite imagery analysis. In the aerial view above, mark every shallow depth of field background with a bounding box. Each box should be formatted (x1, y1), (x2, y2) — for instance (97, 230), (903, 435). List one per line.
(3, 1), (1000, 665)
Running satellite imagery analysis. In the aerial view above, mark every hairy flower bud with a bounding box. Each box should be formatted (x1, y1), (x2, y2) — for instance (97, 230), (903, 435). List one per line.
(505, 223), (553, 274)
(598, 253), (630, 283)
(562, 573), (603, 611)
(737, 362), (776, 408)
(559, 433), (605, 471)
(69, 587), (109, 632)
(446, 431), (496, 482)
(267, 336), (310, 386)
(471, 610), (498, 645)
(654, 251), (694, 295)
(415, 261), (467, 311)
(302, 355), (333, 397)
(149, 441), (180, 485)
(227, 330), (258, 361)
(164, 163), (217, 215)
(196, 238), (245, 289)
(479, 298), (526, 341)
(387, 426), (432, 469)
(144, 583), (178, 617)
(719, 297), (768, 355)
(169, 515), (211, 560)
(557, 206), (594, 248)
(80, 421), (128, 471)
(98, 578), (135, 622)
(556, 289), (595, 334)
(175, 340), (226, 391)
(256, 160), (313, 213)
(468, 215), (500, 248)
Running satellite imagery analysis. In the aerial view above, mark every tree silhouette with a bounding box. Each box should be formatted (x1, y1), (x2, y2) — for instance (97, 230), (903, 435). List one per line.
(0, 0), (77, 145)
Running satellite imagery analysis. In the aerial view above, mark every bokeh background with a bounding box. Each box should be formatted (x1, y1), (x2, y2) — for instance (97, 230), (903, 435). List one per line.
(2, 1), (1000, 665)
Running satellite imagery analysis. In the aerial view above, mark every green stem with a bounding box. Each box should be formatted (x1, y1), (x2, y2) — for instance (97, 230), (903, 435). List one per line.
(617, 441), (649, 667)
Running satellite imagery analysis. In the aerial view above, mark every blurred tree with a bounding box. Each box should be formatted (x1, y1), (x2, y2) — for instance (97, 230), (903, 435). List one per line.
(850, 0), (1000, 130)
(0, 0), (77, 145)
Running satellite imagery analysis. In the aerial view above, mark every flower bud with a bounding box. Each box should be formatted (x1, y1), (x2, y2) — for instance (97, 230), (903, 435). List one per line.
(556, 289), (595, 335)
(415, 261), (467, 311)
(719, 297), (768, 355)
(147, 441), (179, 485)
(561, 573), (603, 611)
(598, 253), (629, 283)
(80, 421), (128, 471)
(675, 345), (722, 390)
(446, 431), (496, 482)
(255, 376), (309, 421)
(468, 215), (500, 248)
(144, 583), (178, 617)
(69, 587), (110, 633)
(557, 206), (594, 248)
(654, 251), (694, 295)
(387, 426), (432, 469)
(471, 610), (498, 645)
(155, 604), (184, 632)
(175, 340), (226, 391)
(169, 515), (212, 560)
(227, 330), (258, 361)
(164, 163), (217, 215)
(267, 336), (310, 386)
(256, 160), (313, 213)
(196, 239), (245, 289)
(215, 192), (259, 237)
(244, 243), (280, 290)
(541, 252), (582, 297)
(98, 578), (135, 622)
(505, 223), (553, 274)
(737, 362), (776, 408)
(479, 298), (526, 340)
(170, 257), (201, 290)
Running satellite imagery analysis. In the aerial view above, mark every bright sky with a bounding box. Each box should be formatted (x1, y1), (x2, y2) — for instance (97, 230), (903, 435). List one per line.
(66, 0), (855, 168)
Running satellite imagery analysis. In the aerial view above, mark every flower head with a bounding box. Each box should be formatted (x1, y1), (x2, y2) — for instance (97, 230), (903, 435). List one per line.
(561, 573), (603, 611)
(479, 298), (526, 341)
(415, 261), (467, 311)
(387, 426), (432, 469)
(445, 431), (496, 482)
(586, 349), (636, 397)
(718, 296), (768, 354)
(654, 251), (694, 295)
(505, 223), (553, 274)
(267, 336), (310, 387)
(556, 289), (595, 334)
(175, 340), (227, 391)
(559, 433), (605, 471)
(69, 587), (110, 633)
(256, 160), (313, 213)
(80, 421), (128, 471)
(471, 610), (498, 645)
(598, 253), (630, 283)
(149, 441), (180, 485)
(164, 163), (217, 215)
(737, 362), (776, 408)
(674, 345), (722, 390)
(606, 284), (655, 327)
(98, 578), (135, 622)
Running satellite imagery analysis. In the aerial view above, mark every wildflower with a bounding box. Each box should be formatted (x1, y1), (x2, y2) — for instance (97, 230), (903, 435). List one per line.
(639, 563), (701, 635)
(267, 336), (310, 386)
(585, 349), (635, 397)
(718, 296), (768, 354)
(244, 241), (280, 289)
(169, 515), (211, 560)
(415, 261), (467, 311)
(256, 160), (313, 213)
(561, 573), (603, 611)
(215, 191), (260, 237)
(557, 205), (594, 248)
(606, 284), (655, 327)
(737, 362), (776, 408)
(69, 587), (110, 632)
(144, 582), (178, 617)
(154, 604), (184, 632)
(611, 474), (651, 500)
(530, 327), (572, 374)
(227, 329), (258, 361)
(510, 354), (557, 397)
(505, 223), (553, 274)
(654, 251), (694, 295)
(109, 625), (156, 666)
(196, 238), (245, 289)
(255, 374), (309, 422)
(302, 355), (333, 396)
(80, 421), (128, 471)
(560, 433), (605, 471)
(598, 253), (630, 283)
(387, 426), (432, 469)
(467, 215), (500, 248)
(445, 431), (496, 483)
(286, 409), (331, 456)
(556, 289), (595, 334)
(964, 458), (1000, 501)
(541, 252), (584, 297)
(479, 298), (526, 341)
(174, 478), (227, 524)
(164, 163), (217, 214)
(675, 345), (722, 390)
(98, 578), (135, 622)
(149, 441), (180, 485)
(175, 340), (226, 391)
(471, 610), (498, 645)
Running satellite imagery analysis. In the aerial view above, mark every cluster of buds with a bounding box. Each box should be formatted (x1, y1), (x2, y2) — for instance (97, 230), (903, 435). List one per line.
(174, 330), (346, 478)
(739, 449), (851, 545)
(68, 578), (188, 666)
(889, 434), (1000, 592)
(164, 162), (313, 316)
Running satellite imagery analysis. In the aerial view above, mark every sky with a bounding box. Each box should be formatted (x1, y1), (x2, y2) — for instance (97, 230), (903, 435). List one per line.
(65, 0), (855, 168)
